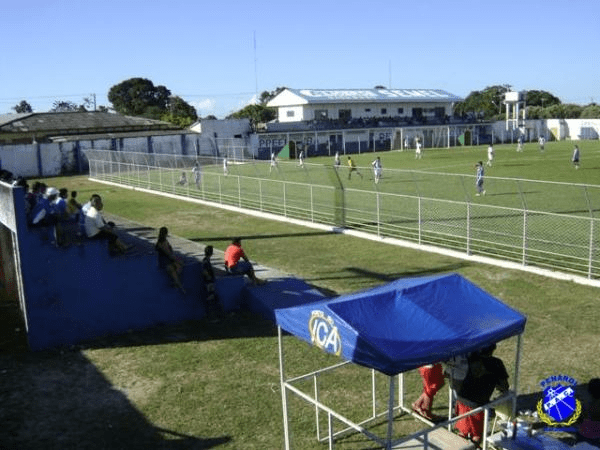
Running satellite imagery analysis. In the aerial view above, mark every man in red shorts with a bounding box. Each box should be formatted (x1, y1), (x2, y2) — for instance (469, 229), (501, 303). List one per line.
(412, 363), (445, 420)
(455, 344), (509, 445)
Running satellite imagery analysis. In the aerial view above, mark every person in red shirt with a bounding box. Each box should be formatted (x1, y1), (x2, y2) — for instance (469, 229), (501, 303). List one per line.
(224, 238), (265, 284)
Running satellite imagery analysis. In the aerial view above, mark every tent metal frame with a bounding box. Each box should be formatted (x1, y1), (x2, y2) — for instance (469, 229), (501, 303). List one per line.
(278, 326), (523, 450)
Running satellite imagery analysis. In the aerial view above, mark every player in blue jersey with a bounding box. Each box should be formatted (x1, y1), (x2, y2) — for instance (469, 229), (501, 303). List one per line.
(475, 161), (485, 196)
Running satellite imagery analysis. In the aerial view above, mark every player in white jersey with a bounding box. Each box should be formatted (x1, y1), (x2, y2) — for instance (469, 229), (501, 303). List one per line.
(371, 156), (382, 184)
(486, 144), (494, 167)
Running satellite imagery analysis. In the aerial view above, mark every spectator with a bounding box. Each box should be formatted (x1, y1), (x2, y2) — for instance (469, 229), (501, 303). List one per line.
(455, 344), (509, 445)
(177, 171), (187, 185)
(84, 195), (130, 254)
(155, 226), (185, 293)
(578, 378), (600, 444)
(201, 245), (223, 321)
(412, 363), (445, 421)
(66, 190), (82, 221)
(30, 187), (59, 226)
(224, 237), (265, 285)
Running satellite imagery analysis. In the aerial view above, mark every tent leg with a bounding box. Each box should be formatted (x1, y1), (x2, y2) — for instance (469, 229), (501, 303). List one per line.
(386, 376), (395, 449)
(513, 334), (523, 418)
(278, 326), (291, 450)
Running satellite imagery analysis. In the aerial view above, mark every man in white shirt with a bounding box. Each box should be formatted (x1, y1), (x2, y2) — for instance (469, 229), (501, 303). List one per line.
(84, 196), (129, 254)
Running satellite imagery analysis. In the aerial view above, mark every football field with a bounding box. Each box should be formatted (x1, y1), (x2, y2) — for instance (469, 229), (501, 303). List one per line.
(87, 139), (600, 280)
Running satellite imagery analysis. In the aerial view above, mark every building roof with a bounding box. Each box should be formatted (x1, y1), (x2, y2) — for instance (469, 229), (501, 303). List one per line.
(267, 88), (463, 107)
(0, 111), (179, 137)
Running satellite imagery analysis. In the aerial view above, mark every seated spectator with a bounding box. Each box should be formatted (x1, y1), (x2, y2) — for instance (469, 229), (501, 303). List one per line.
(155, 226), (185, 293)
(201, 245), (223, 322)
(30, 187), (59, 226)
(52, 188), (71, 246)
(224, 237), (265, 285)
(454, 344), (509, 445)
(66, 190), (82, 222)
(578, 378), (600, 444)
(84, 195), (130, 254)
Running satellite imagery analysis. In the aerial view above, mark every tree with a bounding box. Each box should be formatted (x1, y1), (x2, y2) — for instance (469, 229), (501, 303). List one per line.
(160, 95), (198, 127)
(13, 100), (33, 113)
(525, 90), (561, 108)
(581, 104), (600, 118)
(454, 85), (512, 120)
(227, 87), (286, 126)
(108, 77), (171, 118)
(50, 100), (81, 112)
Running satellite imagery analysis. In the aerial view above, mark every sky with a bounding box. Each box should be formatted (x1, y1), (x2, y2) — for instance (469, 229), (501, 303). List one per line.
(1, 0), (599, 118)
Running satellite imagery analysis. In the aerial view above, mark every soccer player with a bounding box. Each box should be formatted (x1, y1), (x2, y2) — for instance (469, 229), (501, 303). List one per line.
(192, 163), (201, 188)
(415, 138), (423, 159)
(270, 151), (279, 173)
(334, 151), (341, 168)
(223, 156), (229, 176)
(517, 134), (524, 152)
(371, 156), (382, 184)
(486, 144), (494, 167)
(475, 161), (485, 196)
(347, 156), (363, 180)
(572, 145), (580, 169)
(538, 135), (545, 152)
(298, 149), (305, 168)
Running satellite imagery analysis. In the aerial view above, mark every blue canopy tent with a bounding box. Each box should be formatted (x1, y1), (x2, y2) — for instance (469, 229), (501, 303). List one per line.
(275, 273), (527, 449)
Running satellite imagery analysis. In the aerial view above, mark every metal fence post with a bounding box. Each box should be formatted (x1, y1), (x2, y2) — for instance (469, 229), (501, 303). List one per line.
(522, 209), (528, 266)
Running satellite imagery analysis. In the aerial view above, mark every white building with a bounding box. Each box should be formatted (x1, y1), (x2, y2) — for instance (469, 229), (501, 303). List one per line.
(267, 88), (462, 124)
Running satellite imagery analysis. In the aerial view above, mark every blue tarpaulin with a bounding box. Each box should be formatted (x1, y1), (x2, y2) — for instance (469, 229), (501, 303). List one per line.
(275, 273), (526, 376)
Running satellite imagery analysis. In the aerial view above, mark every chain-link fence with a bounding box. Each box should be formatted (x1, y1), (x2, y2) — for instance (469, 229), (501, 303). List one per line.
(85, 150), (600, 280)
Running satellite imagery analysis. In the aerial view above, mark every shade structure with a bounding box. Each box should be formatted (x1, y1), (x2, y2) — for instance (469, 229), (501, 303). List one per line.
(275, 273), (526, 376)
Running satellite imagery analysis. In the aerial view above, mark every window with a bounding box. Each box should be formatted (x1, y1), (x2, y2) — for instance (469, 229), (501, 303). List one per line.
(397, 108), (403, 114)
(365, 108), (371, 112)
(381, 108), (387, 114)
(286, 110), (295, 117)
(338, 109), (351, 121)
(315, 110), (328, 120)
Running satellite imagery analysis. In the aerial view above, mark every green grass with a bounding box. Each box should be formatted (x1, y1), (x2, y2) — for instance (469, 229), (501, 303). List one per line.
(90, 140), (600, 278)
(2, 141), (600, 449)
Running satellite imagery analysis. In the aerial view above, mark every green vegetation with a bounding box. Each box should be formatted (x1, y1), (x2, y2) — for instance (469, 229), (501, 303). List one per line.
(2, 140), (600, 448)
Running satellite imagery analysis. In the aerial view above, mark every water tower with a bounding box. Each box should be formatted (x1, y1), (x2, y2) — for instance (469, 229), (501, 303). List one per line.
(504, 91), (527, 130)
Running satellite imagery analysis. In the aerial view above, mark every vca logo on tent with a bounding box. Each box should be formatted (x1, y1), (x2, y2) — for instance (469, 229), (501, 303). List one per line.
(537, 374), (581, 429)
(309, 310), (342, 356)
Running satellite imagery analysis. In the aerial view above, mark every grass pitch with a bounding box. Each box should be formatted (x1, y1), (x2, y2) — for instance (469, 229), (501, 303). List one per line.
(1, 140), (600, 449)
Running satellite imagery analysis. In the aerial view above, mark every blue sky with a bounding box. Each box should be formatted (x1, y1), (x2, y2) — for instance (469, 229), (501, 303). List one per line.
(1, 0), (598, 118)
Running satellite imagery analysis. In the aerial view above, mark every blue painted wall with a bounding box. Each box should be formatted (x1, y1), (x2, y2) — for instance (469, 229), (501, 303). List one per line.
(19, 223), (245, 351)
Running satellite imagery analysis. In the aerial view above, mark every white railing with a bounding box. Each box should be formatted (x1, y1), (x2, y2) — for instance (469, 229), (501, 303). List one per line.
(85, 151), (599, 281)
